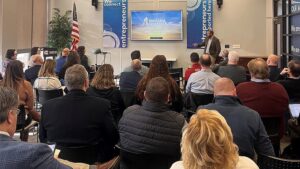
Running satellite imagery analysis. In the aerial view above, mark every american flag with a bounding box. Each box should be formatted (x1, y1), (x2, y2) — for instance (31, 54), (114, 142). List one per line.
(70, 3), (79, 51)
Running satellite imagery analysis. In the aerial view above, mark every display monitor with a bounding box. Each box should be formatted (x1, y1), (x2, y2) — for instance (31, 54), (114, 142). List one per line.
(131, 10), (183, 41)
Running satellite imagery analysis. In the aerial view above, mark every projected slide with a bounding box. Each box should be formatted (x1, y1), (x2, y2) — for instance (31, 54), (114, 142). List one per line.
(131, 10), (183, 41)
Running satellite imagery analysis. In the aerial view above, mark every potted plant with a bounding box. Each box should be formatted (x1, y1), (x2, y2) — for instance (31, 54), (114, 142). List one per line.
(47, 8), (72, 53)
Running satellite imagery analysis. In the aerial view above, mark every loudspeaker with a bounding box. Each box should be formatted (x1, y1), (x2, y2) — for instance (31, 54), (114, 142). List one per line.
(217, 0), (223, 8)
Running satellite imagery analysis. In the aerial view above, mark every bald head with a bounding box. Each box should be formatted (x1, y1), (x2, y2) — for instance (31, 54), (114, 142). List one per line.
(200, 54), (212, 68)
(267, 54), (279, 66)
(214, 78), (237, 96)
(131, 59), (142, 71)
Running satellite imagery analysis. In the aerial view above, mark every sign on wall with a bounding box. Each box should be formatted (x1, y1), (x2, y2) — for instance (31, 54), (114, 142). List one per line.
(187, 0), (213, 48)
(103, 0), (128, 48)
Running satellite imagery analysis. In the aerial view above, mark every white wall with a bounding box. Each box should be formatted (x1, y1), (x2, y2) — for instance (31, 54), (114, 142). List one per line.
(48, 0), (272, 74)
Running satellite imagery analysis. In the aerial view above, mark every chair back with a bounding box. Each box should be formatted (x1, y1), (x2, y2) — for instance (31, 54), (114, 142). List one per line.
(16, 105), (26, 129)
(36, 89), (63, 105)
(261, 117), (281, 156)
(257, 154), (300, 169)
(120, 90), (137, 108)
(169, 68), (183, 87)
(184, 92), (214, 111)
(120, 150), (179, 169)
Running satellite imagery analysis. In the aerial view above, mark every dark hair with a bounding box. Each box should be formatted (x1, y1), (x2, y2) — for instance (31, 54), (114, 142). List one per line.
(200, 54), (212, 67)
(136, 55), (180, 103)
(190, 52), (200, 63)
(5, 49), (16, 59)
(131, 50), (141, 60)
(288, 59), (300, 77)
(64, 51), (81, 68)
(77, 46), (85, 57)
(145, 77), (169, 102)
(0, 86), (19, 124)
(31, 47), (39, 56)
(208, 30), (214, 35)
(3, 60), (24, 91)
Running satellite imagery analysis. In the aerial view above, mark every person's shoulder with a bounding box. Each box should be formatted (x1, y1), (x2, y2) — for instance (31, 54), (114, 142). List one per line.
(236, 156), (259, 169)
(166, 110), (185, 126)
(170, 161), (184, 169)
(237, 81), (252, 88)
(123, 105), (142, 116)
(123, 66), (132, 72)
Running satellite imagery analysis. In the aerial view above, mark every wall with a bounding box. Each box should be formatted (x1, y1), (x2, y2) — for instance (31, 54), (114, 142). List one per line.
(48, 0), (271, 74)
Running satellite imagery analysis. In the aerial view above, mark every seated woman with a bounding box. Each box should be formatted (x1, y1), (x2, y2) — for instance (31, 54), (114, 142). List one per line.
(34, 59), (62, 90)
(2, 49), (17, 73)
(87, 64), (125, 123)
(2, 60), (40, 141)
(171, 109), (259, 169)
(136, 55), (183, 113)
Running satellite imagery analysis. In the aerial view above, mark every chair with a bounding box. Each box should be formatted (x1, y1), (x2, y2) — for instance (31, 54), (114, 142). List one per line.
(36, 89), (63, 105)
(16, 105), (38, 141)
(120, 149), (180, 169)
(120, 90), (137, 108)
(169, 68), (183, 88)
(257, 154), (300, 169)
(261, 117), (281, 157)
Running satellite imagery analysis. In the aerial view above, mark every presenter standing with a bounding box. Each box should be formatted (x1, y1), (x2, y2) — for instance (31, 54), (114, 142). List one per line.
(193, 30), (221, 64)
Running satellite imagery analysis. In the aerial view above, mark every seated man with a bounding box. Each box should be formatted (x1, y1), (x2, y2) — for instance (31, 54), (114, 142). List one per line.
(277, 59), (300, 102)
(119, 59), (142, 91)
(200, 78), (274, 159)
(184, 52), (201, 82)
(0, 86), (70, 169)
(119, 77), (185, 167)
(267, 54), (280, 82)
(39, 64), (119, 163)
(237, 58), (289, 137)
(123, 50), (149, 76)
(217, 51), (246, 85)
(25, 54), (44, 85)
(186, 54), (220, 94)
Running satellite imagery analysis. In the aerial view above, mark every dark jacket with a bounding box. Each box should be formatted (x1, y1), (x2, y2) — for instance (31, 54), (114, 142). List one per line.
(269, 66), (280, 82)
(119, 71), (142, 91)
(86, 87), (125, 123)
(80, 55), (92, 73)
(119, 101), (185, 157)
(217, 65), (247, 85)
(277, 78), (300, 102)
(0, 134), (70, 169)
(199, 96), (275, 159)
(25, 65), (42, 85)
(39, 89), (119, 160)
(199, 36), (221, 58)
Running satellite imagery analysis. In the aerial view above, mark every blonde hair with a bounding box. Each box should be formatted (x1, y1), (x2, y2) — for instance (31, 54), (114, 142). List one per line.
(38, 60), (56, 77)
(182, 109), (239, 169)
(91, 64), (115, 89)
(247, 58), (269, 79)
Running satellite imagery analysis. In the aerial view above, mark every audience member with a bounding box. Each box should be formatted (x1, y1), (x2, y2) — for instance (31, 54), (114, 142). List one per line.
(0, 86), (70, 169)
(87, 64), (125, 123)
(119, 59), (142, 91)
(77, 46), (92, 73)
(184, 52), (201, 81)
(200, 78), (274, 159)
(2, 60), (40, 141)
(136, 55), (183, 112)
(119, 77), (185, 167)
(2, 49), (17, 74)
(25, 54), (44, 85)
(170, 109), (259, 169)
(267, 54), (280, 82)
(237, 58), (289, 137)
(58, 51), (80, 80)
(212, 49), (229, 73)
(123, 50), (149, 76)
(216, 51), (247, 85)
(34, 60), (62, 90)
(277, 59), (300, 102)
(186, 54), (220, 94)
(55, 48), (70, 74)
(40, 64), (119, 163)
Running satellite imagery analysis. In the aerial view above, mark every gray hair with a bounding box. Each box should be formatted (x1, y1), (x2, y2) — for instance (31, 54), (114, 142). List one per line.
(228, 51), (239, 63)
(64, 64), (88, 90)
(0, 87), (18, 124)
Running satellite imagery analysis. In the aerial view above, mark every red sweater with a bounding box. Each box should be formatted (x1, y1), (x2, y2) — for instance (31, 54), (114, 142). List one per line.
(237, 82), (289, 137)
(184, 63), (201, 81)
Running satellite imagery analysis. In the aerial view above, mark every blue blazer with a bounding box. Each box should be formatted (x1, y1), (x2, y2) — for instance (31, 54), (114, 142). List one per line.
(0, 134), (70, 169)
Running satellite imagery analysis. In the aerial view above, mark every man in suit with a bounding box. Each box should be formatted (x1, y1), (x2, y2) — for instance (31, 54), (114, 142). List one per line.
(25, 54), (44, 85)
(194, 30), (221, 64)
(39, 64), (119, 163)
(0, 86), (70, 169)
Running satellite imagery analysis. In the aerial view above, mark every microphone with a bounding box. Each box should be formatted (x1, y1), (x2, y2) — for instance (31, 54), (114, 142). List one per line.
(93, 48), (101, 54)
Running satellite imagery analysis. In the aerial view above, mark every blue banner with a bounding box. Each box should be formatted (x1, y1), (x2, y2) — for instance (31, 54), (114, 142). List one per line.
(103, 0), (128, 48)
(187, 0), (213, 48)
(292, 0), (300, 13)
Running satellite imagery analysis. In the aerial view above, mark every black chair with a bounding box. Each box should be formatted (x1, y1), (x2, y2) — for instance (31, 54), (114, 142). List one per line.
(169, 68), (183, 88)
(261, 117), (281, 157)
(257, 154), (300, 169)
(16, 105), (38, 141)
(120, 90), (137, 108)
(120, 149), (180, 169)
(36, 89), (63, 105)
